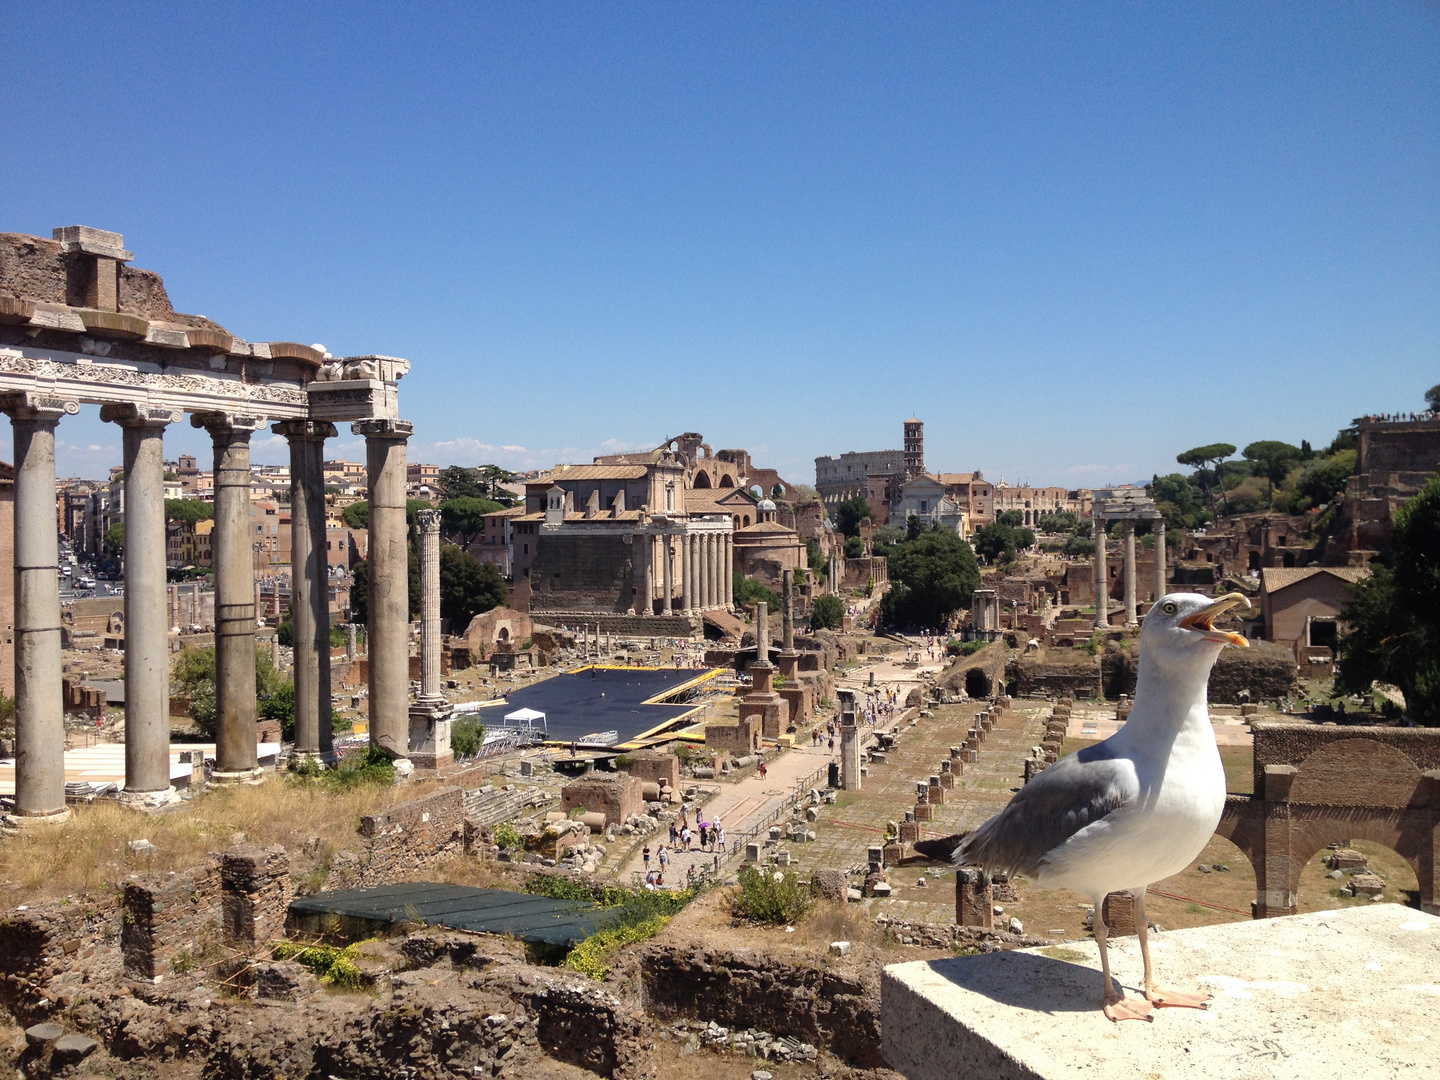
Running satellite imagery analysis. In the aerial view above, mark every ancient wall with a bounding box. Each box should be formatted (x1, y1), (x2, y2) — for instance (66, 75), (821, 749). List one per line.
(560, 774), (642, 825)
(0, 892), (122, 1022)
(1250, 722), (1440, 797)
(323, 787), (468, 889)
(530, 533), (632, 612)
(626, 751), (681, 790)
(1357, 417), (1440, 475)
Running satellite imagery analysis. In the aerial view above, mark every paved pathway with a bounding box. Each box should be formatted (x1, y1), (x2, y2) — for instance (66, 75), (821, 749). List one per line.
(611, 744), (832, 885)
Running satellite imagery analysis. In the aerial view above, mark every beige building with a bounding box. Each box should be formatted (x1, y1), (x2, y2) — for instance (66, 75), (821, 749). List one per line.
(1260, 566), (1370, 665)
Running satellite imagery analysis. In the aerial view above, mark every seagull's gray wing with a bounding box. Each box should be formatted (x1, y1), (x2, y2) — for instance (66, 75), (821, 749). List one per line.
(954, 742), (1139, 878)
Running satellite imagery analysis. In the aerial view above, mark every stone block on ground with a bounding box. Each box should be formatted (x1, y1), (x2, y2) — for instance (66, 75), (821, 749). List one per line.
(882, 906), (1440, 1080)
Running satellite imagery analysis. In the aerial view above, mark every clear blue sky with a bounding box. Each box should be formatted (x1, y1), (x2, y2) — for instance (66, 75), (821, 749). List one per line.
(4, 3), (1436, 487)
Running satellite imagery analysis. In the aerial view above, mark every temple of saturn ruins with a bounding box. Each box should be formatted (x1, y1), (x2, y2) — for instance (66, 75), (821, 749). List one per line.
(0, 225), (428, 823)
(1091, 487), (1167, 630)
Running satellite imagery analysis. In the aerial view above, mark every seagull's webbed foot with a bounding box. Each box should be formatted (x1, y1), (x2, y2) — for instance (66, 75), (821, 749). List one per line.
(1145, 986), (1210, 1010)
(1103, 990), (1154, 1023)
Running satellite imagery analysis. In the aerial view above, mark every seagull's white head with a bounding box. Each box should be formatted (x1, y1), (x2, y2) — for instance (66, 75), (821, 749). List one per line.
(1140, 592), (1251, 675)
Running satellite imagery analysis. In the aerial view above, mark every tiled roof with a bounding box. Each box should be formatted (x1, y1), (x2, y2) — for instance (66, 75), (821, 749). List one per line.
(1260, 567), (1371, 593)
(530, 464), (649, 484)
(735, 521), (798, 536)
(937, 473), (976, 485)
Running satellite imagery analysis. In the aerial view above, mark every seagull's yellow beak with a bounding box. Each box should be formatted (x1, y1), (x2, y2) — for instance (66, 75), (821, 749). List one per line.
(1180, 592), (1251, 647)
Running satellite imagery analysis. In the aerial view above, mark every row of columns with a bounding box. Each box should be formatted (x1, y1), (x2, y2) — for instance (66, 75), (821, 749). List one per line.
(4, 397), (415, 822)
(653, 529), (732, 615)
(1092, 516), (1168, 631)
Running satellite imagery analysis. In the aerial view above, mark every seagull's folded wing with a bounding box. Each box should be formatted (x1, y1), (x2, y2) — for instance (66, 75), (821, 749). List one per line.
(955, 746), (1139, 878)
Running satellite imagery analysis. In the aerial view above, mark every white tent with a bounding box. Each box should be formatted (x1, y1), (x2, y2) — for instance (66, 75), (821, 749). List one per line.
(504, 707), (546, 724)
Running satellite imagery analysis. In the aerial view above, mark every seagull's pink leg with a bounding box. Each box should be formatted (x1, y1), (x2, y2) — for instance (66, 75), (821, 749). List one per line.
(1135, 889), (1209, 1009)
(1095, 898), (1152, 1022)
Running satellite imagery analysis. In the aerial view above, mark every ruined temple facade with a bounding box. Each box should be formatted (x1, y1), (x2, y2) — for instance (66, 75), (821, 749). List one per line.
(0, 225), (417, 821)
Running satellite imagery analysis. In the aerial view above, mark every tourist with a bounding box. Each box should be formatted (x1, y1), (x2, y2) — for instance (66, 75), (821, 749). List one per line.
(681, 825), (692, 850)
(659, 845), (669, 870)
(699, 823), (710, 849)
(758, 760), (768, 780)
(828, 735), (835, 754)
(669, 822), (679, 845)
(687, 863), (698, 885)
(716, 826), (726, 852)
(642, 845), (651, 872)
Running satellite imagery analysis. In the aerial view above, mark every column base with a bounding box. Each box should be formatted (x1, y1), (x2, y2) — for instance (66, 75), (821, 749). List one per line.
(410, 752), (455, 771)
(118, 786), (181, 811)
(392, 757), (414, 780)
(210, 768), (265, 786)
(289, 750), (342, 769)
(1, 806), (72, 829)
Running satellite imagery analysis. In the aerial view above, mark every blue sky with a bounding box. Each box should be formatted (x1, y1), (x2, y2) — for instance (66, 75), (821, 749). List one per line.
(4, 3), (1436, 487)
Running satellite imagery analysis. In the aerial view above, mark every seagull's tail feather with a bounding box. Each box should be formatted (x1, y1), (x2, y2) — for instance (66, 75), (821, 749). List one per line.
(912, 832), (966, 862)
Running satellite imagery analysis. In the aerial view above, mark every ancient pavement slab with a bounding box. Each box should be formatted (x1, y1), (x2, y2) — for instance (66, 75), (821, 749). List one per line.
(882, 904), (1440, 1079)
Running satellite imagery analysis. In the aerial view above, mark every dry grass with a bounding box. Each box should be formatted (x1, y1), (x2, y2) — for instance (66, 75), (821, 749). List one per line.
(794, 899), (891, 952)
(0, 771), (462, 908)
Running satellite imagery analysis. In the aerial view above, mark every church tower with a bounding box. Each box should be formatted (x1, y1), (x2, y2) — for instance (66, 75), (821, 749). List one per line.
(903, 418), (925, 479)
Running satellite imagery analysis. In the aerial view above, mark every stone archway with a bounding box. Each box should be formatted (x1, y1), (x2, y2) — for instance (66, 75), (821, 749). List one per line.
(719, 474), (735, 487)
(1217, 724), (1440, 918)
(693, 471), (712, 489)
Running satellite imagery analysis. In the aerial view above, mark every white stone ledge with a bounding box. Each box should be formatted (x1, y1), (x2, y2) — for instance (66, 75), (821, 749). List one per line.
(882, 905), (1440, 1080)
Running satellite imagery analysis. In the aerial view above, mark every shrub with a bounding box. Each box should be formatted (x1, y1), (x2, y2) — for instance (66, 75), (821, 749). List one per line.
(731, 866), (814, 924)
(272, 940), (373, 991)
(565, 916), (668, 979)
(493, 822), (524, 850)
(810, 593), (845, 631)
(451, 717), (485, 759)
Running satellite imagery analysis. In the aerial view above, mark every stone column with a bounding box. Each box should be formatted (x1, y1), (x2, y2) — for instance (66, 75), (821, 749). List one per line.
(838, 689), (861, 790)
(755, 600), (769, 664)
(683, 531), (696, 613)
(354, 418), (414, 770)
(661, 534), (673, 615)
(409, 509), (452, 769)
(1153, 519), (1167, 602)
(2, 394), (79, 822)
(275, 420), (337, 762)
(631, 529), (649, 615)
(698, 533), (709, 610)
(1123, 518), (1138, 628)
(104, 405), (181, 806)
(195, 412), (266, 783)
(1092, 516), (1108, 630)
(707, 533), (718, 609)
(781, 569), (795, 652)
(724, 533), (734, 606)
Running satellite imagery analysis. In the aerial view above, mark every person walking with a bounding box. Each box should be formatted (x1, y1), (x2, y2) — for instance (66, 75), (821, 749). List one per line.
(699, 823), (710, 850)
(669, 821), (679, 846)
(716, 826), (726, 853)
(758, 760), (768, 780)
(658, 845), (669, 872)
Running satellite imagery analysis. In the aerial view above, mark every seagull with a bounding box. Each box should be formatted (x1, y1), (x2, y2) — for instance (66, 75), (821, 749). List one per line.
(948, 591), (1250, 1022)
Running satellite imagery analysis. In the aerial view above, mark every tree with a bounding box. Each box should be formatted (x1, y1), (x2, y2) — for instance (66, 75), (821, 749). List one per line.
(1426, 383), (1440, 413)
(440, 545), (508, 629)
(843, 535), (864, 559)
(439, 465), (488, 500)
(972, 523), (1035, 562)
(733, 573), (781, 610)
(805, 537), (826, 576)
(834, 496), (872, 538)
(164, 499), (214, 523)
(172, 644), (292, 738)
(1177, 443), (1237, 514)
(1038, 511), (1079, 534)
(1150, 473), (1208, 531)
(342, 501), (369, 529)
(879, 530), (981, 629)
(104, 522), (124, 558)
(996, 510), (1024, 528)
(1295, 450), (1356, 508)
(1242, 441), (1302, 509)
(1336, 477), (1440, 724)
(439, 496), (505, 539)
(905, 513), (924, 541)
(809, 594), (845, 631)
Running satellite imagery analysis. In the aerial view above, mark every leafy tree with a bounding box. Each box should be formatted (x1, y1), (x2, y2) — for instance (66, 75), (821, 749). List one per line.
(1150, 473), (1208, 531)
(1336, 477), (1440, 724)
(440, 545), (508, 629)
(1426, 383), (1440, 413)
(342, 501), (369, 529)
(1038, 511), (1079, 533)
(1177, 443), (1237, 513)
(972, 523), (1036, 562)
(905, 513), (925, 541)
(733, 573), (781, 610)
(834, 496), (872, 538)
(1295, 450), (1356, 508)
(439, 496), (505, 539)
(805, 537), (826, 576)
(164, 499), (214, 523)
(1242, 441), (1302, 509)
(1063, 533), (1095, 558)
(880, 530), (981, 629)
(843, 535), (864, 559)
(996, 510), (1024, 528)
(440, 465), (488, 500)
(104, 522), (124, 557)
(809, 593), (845, 631)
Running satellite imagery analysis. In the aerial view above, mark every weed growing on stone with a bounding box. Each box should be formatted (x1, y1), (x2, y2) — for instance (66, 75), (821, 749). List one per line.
(272, 939), (374, 991)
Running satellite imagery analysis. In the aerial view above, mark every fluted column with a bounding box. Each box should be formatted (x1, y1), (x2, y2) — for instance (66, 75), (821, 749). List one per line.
(1123, 519), (1138, 628)
(2, 394), (78, 822)
(681, 530), (694, 613)
(662, 534), (673, 615)
(355, 419), (413, 768)
(709, 533), (720, 609)
(1093, 516), (1108, 630)
(1153, 520), (1167, 602)
(275, 420), (336, 762)
(103, 404), (181, 806)
(195, 412), (265, 783)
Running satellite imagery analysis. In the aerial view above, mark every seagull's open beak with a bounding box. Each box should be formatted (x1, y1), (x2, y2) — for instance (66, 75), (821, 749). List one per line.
(1180, 592), (1251, 647)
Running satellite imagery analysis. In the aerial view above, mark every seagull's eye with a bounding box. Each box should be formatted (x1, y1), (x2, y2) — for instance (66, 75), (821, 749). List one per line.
(1162, 602), (1178, 615)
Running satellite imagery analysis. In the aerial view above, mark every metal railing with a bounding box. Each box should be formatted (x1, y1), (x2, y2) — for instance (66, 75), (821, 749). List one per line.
(714, 761), (831, 873)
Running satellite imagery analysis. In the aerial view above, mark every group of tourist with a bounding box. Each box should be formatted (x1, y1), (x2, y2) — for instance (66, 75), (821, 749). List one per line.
(640, 806), (726, 889)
